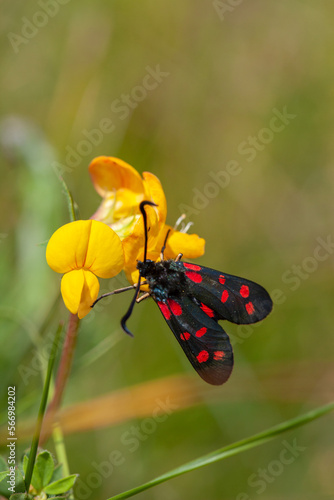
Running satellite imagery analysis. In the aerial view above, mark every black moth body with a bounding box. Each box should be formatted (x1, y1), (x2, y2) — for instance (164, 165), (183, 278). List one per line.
(137, 258), (273, 385)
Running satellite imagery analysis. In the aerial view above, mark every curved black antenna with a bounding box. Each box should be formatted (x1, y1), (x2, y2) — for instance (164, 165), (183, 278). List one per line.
(121, 200), (158, 336)
(121, 277), (142, 336)
(139, 200), (157, 263)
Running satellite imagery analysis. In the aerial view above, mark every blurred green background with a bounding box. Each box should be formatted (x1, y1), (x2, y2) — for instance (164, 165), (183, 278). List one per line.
(1, 1), (333, 499)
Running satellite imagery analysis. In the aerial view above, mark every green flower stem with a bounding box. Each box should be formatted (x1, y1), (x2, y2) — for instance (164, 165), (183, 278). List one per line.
(47, 378), (72, 495)
(52, 422), (71, 477)
(107, 401), (334, 500)
(24, 323), (63, 493)
(33, 316), (72, 486)
(41, 313), (80, 444)
(52, 422), (74, 500)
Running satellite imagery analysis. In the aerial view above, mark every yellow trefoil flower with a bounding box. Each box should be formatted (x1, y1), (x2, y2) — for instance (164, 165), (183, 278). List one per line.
(89, 156), (167, 239)
(88, 156), (205, 285)
(46, 220), (124, 318)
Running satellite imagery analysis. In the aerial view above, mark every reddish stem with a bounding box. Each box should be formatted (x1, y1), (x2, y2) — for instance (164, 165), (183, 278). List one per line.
(40, 313), (80, 443)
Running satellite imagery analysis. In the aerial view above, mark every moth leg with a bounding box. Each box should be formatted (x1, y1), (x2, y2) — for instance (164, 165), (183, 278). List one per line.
(175, 253), (183, 262)
(136, 292), (150, 303)
(160, 228), (172, 261)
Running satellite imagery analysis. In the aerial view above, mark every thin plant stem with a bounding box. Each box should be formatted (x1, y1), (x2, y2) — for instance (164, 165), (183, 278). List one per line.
(41, 313), (80, 443)
(49, 376), (72, 492)
(52, 422), (74, 500)
(52, 423), (70, 476)
(106, 401), (334, 500)
(51, 313), (80, 410)
(24, 323), (63, 493)
(34, 330), (72, 484)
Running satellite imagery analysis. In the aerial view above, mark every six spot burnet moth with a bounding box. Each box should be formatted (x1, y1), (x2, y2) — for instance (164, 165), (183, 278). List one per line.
(93, 201), (273, 385)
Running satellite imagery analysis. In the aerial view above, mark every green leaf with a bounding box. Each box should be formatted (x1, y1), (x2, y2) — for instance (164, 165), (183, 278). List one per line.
(14, 467), (26, 494)
(24, 324), (63, 493)
(106, 401), (334, 500)
(0, 466), (25, 497)
(0, 456), (8, 472)
(22, 456), (28, 476)
(0, 465), (10, 498)
(9, 494), (33, 500)
(0, 481), (10, 498)
(44, 474), (78, 495)
(31, 451), (54, 492)
(0, 471), (8, 483)
(50, 463), (63, 484)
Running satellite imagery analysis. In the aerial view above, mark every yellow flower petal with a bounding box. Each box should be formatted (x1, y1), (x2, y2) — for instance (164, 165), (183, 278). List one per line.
(143, 172), (167, 224)
(89, 156), (144, 197)
(112, 188), (143, 220)
(89, 157), (168, 238)
(46, 220), (124, 278)
(157, 225), (206, 260)
(84, 220), (124, 278)
(47, 220), (93, 273)
(89, 157), (146, 224)
(61, 269), (99, 319)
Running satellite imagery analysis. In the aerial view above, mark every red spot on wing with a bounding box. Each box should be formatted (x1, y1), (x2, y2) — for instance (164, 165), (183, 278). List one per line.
(180, 332), (191, 341)
(158, 302), (171, 320)
(195, 327), (207, 338)
(246, 302), (255, 315)
(197, 350), (209, 363)
(221, 290), (229, 303)
(200, 303), (215, 318)
(219, 275), (226, 284)
(168, 299), (182, 316)
(240, 285), (249, 298)
(213, 351), (225, 360)
(185, 271), (202, 283)
(184, 263), (201, 271)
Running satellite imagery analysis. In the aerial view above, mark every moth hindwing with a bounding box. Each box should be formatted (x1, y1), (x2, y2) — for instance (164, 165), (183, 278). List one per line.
(136, 259), (272, 385)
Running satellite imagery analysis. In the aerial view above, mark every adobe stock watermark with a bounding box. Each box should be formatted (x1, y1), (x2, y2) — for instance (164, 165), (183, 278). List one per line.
(280, 235), (334, 292)
(7, 0), (72, 54)
(236, 438), (306, 499)
(213, 0), (245, 21)
(52, 65), (170, 177)
(74, 397), (178, 499)
(178, 107), (296, 218)
(229, 234), (334, 347)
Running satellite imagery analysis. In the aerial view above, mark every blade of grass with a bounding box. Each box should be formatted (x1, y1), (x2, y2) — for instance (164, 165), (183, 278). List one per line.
(52, 421), (74, 500)
(76, 332), (123, 368)
(41, 313), (80, 444)
(57, 174), (77, 222)
(107, 401), (334, 500)
(24, 323), (63, 492)
(52, 423), (70, 477)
